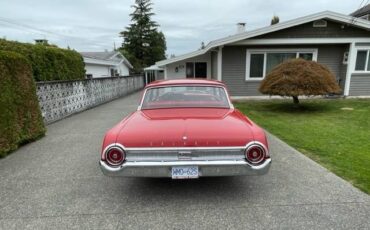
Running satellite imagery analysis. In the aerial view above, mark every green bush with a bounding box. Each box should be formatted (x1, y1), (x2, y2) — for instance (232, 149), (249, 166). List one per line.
(0, 51), (45, 157)
(0, 39), (85, 81)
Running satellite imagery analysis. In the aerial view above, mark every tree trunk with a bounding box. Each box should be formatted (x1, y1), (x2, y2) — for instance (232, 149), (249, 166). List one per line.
(292, 96), (299, 104)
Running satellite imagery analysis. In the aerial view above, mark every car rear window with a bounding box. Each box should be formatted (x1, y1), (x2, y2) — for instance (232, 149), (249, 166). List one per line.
(141, 86), (230, 109)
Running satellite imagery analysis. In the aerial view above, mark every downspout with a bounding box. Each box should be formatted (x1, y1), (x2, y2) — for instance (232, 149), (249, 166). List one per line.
(145, 71), (148, 85)
(164, 66), (168, 79)
(217, 46), (223, 81)
(344, 42), (355, 97)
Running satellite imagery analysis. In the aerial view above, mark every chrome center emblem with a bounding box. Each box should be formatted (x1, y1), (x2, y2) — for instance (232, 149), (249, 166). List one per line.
(252, 151), (258, 157)
(182, 136), (187, 140)
(178, 151), (192, 160)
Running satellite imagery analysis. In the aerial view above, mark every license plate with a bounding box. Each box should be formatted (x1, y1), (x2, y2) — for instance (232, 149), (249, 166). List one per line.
(171, 166), (199, 179)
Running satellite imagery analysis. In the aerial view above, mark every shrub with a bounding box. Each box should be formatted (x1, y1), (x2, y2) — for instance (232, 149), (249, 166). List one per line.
(259, 59), (341, 104)
(0, 39), (85, 81)
(0, 51), (45, 157)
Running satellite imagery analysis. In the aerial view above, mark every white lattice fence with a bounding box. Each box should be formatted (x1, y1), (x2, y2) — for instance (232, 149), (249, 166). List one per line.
(36, 76), (144, 124)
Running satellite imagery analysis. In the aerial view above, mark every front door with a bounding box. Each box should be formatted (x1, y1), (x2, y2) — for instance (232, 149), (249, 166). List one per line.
(186, 63), (194, 78)
(195, 62), (207, 78)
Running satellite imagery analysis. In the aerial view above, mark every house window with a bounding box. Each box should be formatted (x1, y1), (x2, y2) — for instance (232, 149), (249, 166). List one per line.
(355, 50), (370, 71)
(266, 53), (296, 74)
(313, 20), (327, 27)
(246, 49), (318, 80)
(110, 68), (119, 77)
(186, 62), (207, 78)
(249, 54), (264, 78)
(299, 53), (314, 60)
(359, 14), (370, 21)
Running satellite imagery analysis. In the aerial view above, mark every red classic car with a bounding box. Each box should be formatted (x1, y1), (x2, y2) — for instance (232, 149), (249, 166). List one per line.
(99, 79), (271, 179)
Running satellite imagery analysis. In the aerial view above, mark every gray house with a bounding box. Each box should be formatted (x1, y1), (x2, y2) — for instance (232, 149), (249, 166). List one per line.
(351, 4), (370, 20)
(154, 11), (370, 97)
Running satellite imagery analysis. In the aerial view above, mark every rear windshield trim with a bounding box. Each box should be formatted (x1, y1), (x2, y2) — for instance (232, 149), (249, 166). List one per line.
(139, 85), (232, 110)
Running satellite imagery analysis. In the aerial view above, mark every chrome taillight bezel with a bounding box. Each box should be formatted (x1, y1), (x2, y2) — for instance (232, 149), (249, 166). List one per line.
(245, 143), (267, 165)
(104, 145), (126, 167)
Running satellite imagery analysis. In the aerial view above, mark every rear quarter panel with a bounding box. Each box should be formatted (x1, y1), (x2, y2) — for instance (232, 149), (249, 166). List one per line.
(233, 109), (269, 151)
(101, 112), (135, 154)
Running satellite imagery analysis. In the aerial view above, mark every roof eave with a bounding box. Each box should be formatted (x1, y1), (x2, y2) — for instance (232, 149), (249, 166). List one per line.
(113, 52), (134, 69)
(83, 57), (118, 66)
(81, 51), (133, 69)
(156, 11), (370, 66)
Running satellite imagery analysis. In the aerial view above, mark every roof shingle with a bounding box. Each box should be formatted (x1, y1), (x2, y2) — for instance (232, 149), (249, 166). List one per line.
(79, 51), (117, 60)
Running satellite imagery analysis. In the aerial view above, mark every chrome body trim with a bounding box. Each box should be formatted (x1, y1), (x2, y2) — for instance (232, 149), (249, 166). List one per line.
(104, 145), (125, 166)
(122, 141), (268, 152)
(100, 142), (270, 177)
(99, 158), (271, 177)
(125, 148), (245, 162)
(102, 143), (126, 157)
(245, 144), (266, 164)
(124, 146), (246, 151)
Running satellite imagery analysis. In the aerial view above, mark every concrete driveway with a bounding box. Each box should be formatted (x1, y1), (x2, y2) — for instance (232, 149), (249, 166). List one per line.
(0, 92), (369, 230)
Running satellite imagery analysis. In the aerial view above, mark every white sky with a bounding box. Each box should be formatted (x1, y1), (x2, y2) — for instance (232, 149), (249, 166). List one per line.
(0, 0), (365, 56)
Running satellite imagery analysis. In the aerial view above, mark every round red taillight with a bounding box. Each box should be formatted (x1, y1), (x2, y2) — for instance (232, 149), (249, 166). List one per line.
(106, 147), (125, 166)
(245, 145), (265, 164)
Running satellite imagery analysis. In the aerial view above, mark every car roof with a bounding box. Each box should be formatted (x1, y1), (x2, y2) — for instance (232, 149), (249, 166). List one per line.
(145, 79), (226, 88)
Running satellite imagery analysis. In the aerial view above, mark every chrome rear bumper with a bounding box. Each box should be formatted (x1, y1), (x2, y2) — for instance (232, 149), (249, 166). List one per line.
(99, 158), (271, 178)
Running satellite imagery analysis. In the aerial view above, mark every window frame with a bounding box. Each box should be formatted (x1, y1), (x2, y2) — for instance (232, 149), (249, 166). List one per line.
(359, 14), (370, 21)
(245, 48), (318, 81)
(353, 49), (370, 73)
(313, 20), (328, 28)
(186, 62), (208, 78)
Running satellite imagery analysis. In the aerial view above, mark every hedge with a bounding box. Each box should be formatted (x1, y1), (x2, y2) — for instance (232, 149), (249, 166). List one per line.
(0, 51), (45, 157)
(0, 39), (85, 81)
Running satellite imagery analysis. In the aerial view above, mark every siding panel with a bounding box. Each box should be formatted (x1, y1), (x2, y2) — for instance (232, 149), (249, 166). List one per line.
(222, 46), (263, 96)
(222, 45), (347, 96)
(211, 52), (218, 79)
(349, 74), (370, 96)
(255, 20), (370, 39)
(317, 45), (348, 89)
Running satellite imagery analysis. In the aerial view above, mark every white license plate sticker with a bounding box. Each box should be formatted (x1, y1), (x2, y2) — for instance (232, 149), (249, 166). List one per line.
(171, 166), (199, 179)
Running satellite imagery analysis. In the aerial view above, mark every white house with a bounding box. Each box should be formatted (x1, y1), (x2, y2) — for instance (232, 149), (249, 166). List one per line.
(80, 51), (133, 78)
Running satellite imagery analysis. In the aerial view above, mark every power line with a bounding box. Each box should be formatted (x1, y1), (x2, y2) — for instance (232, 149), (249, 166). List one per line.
(358, 0), (366, 10)
(350, 0), (370, 25)
(0, 17), (119, 50)
(0, 17), (81, 40)
(365, 0), (370, 8)
(0, 21), (47, 37)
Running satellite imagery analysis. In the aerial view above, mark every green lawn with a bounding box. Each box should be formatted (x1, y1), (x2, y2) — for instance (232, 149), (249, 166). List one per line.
(235, 99), (370, 194)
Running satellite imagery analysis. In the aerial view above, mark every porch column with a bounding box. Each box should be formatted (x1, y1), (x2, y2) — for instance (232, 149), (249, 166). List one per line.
(164, 67), (167, 79)
(344, 42), (356, 96)
(145, 71), (148, 85)
(217, 46), (223, 81)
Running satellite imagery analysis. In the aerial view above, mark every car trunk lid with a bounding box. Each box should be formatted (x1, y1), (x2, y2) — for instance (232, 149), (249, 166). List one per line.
(115, 108), (254, 147)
